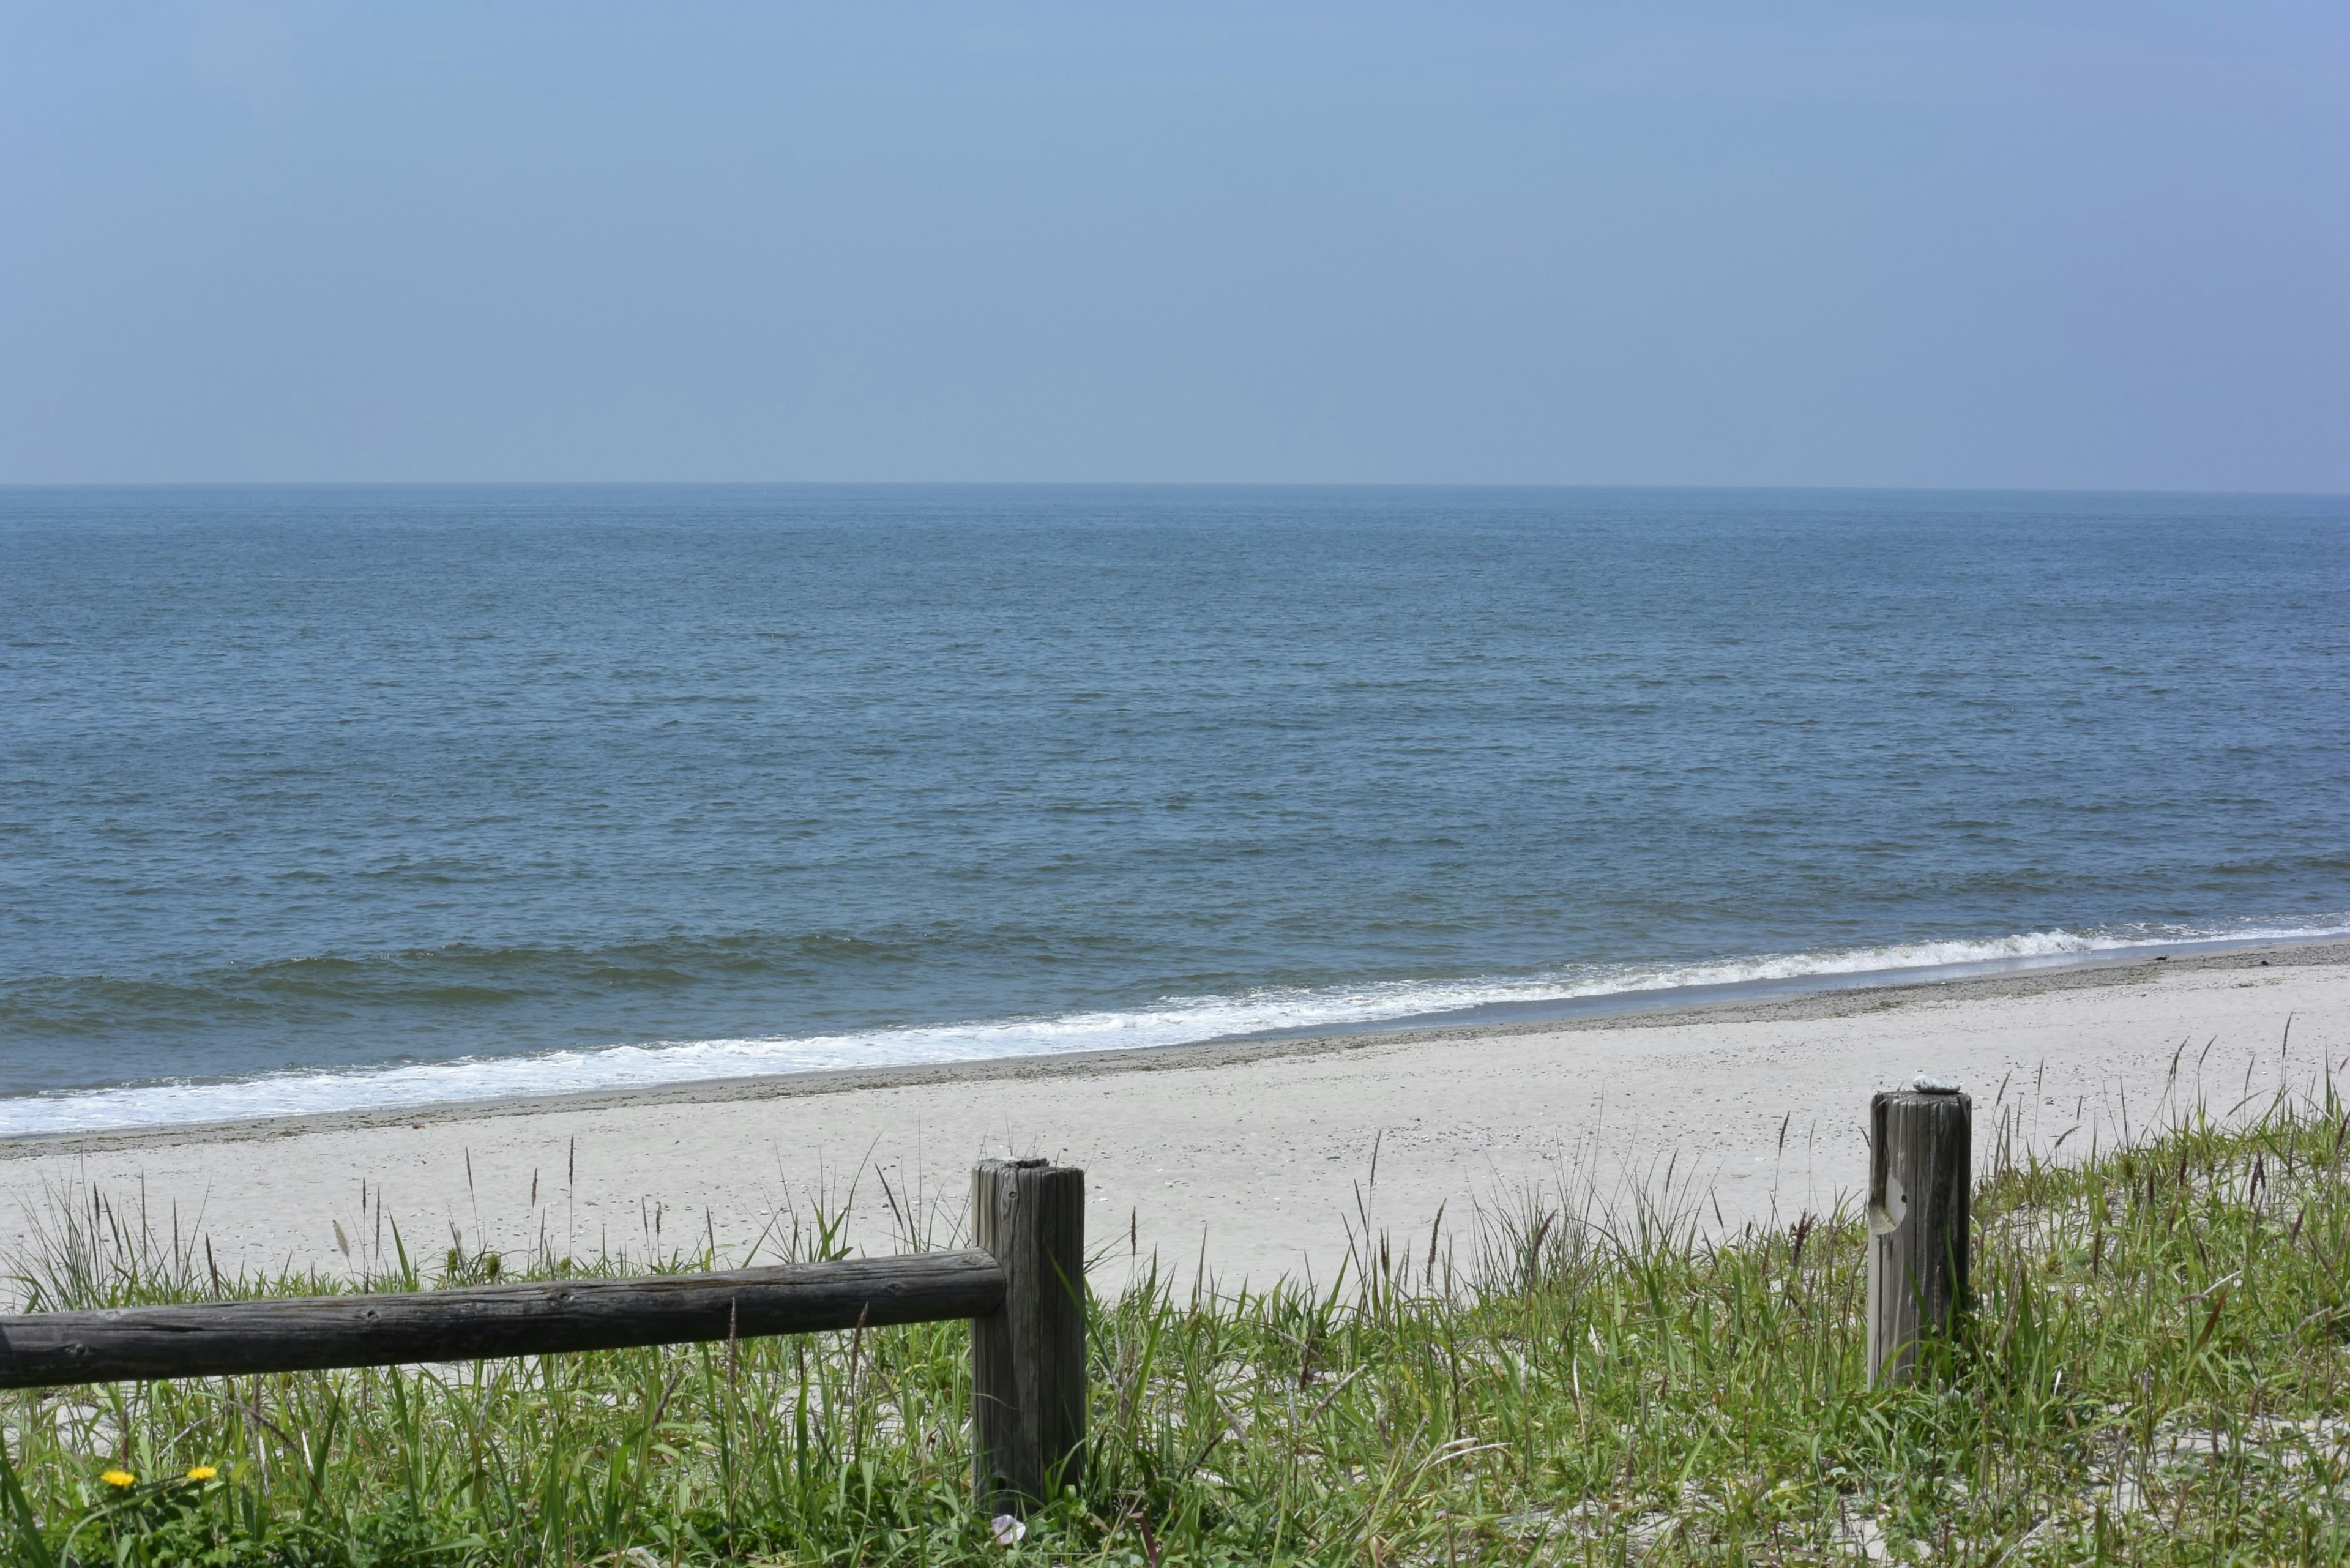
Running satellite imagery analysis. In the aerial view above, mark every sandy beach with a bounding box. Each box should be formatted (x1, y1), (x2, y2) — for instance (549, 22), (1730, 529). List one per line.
(4, 941), (2343, 1294)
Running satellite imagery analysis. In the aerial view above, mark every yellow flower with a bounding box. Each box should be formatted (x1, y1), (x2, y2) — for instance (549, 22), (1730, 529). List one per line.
(185, 1465), (218, 1482)
(100, 1469), (136, 1488)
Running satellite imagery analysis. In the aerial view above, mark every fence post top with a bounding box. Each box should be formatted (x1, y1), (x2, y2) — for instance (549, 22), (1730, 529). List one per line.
(980, 1157), (1083, 1178)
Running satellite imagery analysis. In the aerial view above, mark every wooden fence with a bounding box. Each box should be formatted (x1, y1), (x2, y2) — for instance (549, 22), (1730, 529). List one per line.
(0, 1155), (1086, 1514)
(0, 1085), (1977, 1510)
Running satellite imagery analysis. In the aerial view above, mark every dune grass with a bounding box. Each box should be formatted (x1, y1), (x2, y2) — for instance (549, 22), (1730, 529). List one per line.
(6, 1078), (2350, 1565)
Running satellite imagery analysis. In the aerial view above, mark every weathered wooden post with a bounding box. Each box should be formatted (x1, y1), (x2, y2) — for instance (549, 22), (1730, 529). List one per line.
(1867, 1077), (1971, 1385)
(970, 1157), (1086, 1512)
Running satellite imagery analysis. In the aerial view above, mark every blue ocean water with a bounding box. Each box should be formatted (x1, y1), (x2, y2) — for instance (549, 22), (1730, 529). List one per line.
(2, 485), (2346, 1135)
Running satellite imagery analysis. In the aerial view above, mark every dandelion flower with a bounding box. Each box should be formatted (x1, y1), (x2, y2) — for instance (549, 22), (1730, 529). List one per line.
(100, 1469), (136, 1488)
(185, 1465), (218, 1482)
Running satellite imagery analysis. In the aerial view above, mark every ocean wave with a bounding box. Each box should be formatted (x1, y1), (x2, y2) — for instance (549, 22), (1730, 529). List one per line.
(4, 919), (2344, 1138)
(0, 930), (971, 1036)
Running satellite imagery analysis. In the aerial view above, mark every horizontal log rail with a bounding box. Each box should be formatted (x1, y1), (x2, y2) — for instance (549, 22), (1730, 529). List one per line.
(0, 1249), (1004, 1390)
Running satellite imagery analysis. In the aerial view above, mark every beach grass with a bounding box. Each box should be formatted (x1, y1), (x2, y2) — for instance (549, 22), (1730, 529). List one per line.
(6, 1081), (2350, 1565)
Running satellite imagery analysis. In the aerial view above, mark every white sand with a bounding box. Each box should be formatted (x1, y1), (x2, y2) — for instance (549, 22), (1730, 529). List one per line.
(2, 944), (2341, 1295)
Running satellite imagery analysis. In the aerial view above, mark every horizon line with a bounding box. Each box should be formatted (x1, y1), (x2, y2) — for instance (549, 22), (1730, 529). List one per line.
(4, 479), (2347, 501)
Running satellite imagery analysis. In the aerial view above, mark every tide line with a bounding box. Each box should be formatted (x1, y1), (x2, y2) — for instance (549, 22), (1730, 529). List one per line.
(3, 919), (2342, 1140)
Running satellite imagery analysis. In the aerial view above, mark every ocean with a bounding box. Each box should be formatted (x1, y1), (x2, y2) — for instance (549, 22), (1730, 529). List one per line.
(3, 484), (2346, 1137)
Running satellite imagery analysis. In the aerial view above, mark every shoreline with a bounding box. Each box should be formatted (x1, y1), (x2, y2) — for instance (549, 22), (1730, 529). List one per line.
(2, 938), (2344, 1287)
(7, 936), (2343, 1162)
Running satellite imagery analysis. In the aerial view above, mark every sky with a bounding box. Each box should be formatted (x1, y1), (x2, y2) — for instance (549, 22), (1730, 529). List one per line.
(3, 2), (2346, 489)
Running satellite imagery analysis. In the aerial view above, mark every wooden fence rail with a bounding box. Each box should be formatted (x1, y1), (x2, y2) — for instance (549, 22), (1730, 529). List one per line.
(0, 1252), (1004, 1388)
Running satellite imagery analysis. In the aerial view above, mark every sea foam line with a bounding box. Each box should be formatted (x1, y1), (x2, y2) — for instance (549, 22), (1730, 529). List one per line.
(5, 920), (2343, 1138)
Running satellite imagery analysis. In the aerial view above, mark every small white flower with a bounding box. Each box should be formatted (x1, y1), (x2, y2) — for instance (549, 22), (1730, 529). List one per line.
(990, 1513), (1028, 1547)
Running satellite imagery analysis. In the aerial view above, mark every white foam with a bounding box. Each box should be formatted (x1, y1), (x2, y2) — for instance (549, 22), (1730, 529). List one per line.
(6, 919), (2343, 1138)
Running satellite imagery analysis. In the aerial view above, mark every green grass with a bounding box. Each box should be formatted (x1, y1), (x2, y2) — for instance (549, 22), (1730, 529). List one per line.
(7, 1081), (2350, 1566)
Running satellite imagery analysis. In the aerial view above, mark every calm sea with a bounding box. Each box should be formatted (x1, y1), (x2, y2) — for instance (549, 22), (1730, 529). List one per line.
(3, 485), (2346, 1135)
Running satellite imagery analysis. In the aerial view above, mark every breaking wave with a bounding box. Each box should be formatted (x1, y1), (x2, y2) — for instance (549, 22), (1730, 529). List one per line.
(4, 919), (2341, 1138)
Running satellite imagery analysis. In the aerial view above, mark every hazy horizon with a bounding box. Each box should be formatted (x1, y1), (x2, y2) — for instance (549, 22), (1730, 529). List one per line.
(7, 2), (2346, 491)
(6, 480), (2349, 499)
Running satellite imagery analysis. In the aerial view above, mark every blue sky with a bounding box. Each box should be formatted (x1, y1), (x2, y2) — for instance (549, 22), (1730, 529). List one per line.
(4, 2), (2344, 488)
